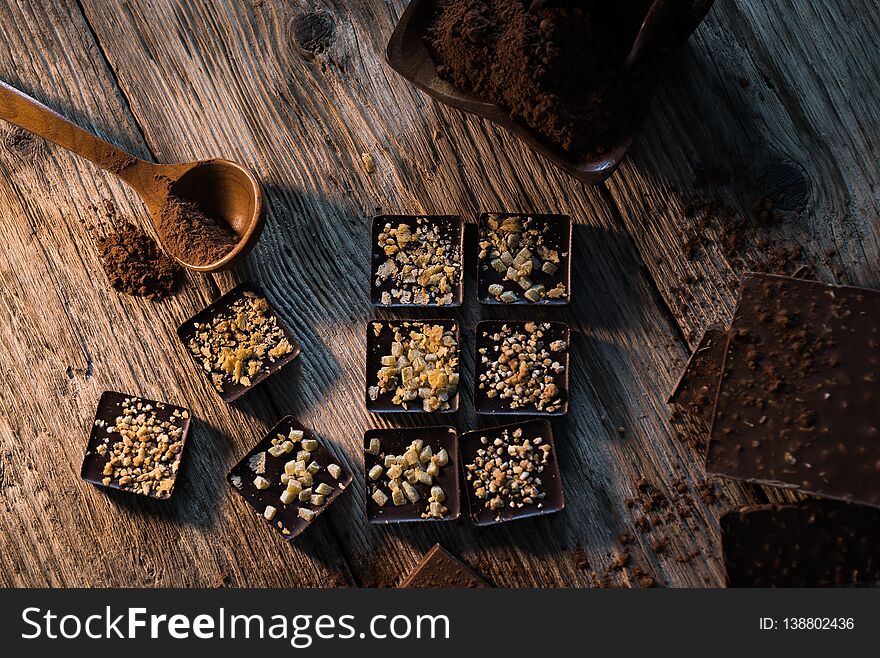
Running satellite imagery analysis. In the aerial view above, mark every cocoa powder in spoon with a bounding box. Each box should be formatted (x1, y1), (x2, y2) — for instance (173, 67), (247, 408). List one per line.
(156, 195), (239, 266)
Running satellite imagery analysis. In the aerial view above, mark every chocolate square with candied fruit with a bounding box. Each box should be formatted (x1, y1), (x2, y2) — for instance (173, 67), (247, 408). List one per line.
(371, 215), (464, 308)
(477, 213), (571, 305)
(364, 426), (460, 523)
(227, 416), (352, 540)
(366, 319), (460, 413)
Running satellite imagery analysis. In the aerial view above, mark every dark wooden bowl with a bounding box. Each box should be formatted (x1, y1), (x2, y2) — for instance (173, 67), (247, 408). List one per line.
(386, 0), (715, 184)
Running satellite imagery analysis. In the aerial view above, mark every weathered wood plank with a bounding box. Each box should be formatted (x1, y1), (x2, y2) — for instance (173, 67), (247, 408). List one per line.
(65, 0), (765, 586)
(0, 0), (353, 587)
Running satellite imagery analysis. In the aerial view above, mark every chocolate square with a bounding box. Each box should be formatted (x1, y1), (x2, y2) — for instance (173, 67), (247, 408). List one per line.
(473, 320), (570, 416)
(365, 319), (461, 413)
(477, 213), (571, 305)
(81, 391), (191, 500)
(364, 426), (460, 523)
(177, 282), (301, 403)
(667, 324), (728, 424)
(371, 215), (464, 308)
(399, 544), (491, 588)
(722, 499), (880, 587)
(460, 419), (565, 525)
(227, 416), (352, 540)
(707, 273), (880, 507)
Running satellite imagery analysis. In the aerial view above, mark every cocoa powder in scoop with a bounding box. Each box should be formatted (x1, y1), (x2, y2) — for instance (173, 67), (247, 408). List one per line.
(156, 195), (239, 266)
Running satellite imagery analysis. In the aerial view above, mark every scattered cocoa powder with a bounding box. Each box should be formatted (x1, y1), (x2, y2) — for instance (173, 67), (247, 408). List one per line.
(156, 195), (239, 266)
(427, 0), (652, 156)
(97, 221), (182, 299)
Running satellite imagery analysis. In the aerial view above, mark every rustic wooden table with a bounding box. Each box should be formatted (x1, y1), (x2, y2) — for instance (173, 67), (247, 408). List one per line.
(1, 0), (877, 588)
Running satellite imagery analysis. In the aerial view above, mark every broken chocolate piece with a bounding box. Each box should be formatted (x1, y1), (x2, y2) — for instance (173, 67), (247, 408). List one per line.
(707, 273), (880, 508)
(722, 499), (880, 587)
(399, 544), (491, 588)
(667, 324), (728, 424)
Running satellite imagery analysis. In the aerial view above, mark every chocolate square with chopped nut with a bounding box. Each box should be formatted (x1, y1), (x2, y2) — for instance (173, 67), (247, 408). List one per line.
(473, 320), (570, 416)
(227, 416), (352, 540)
(81, 391), (191, 500)
(477, 213), (571, 305)
(366, 319), (461, 413)
(371, 215), (464, 308)
(177, 282), (301, 402)
(364, 426), (460, 524)
(460, 419), (565, 526)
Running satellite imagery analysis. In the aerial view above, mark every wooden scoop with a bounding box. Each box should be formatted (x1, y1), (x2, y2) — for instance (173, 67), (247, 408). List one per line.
(0, 80), (265, 272)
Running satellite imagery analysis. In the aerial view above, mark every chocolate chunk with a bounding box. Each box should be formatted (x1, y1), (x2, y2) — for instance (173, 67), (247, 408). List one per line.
(707, 273), (880, 507)
(399, 544), (491, 588)
(667, 323), (728, 423)
(722, 499), (880, 587)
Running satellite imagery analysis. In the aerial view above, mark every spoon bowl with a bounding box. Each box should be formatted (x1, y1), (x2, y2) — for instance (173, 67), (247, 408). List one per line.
(387, 0), (714, 184)
(0, 80), (265, 272)
(159, 159), (266, 272)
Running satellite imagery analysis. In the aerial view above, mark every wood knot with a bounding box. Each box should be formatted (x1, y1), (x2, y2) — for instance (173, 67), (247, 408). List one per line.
(760, 159), (811, 215)
(292, 10), (335, 57)
(1, 125), (44, 161)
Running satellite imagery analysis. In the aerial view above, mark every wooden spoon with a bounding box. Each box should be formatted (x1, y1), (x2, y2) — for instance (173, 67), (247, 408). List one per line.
(0, 80), (265, 272)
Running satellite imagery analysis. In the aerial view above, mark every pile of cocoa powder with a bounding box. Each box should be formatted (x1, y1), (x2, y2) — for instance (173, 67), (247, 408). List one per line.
(98, 222), (182, 299)
(156, 195), (239, 267)
(427, 0), (653, 155)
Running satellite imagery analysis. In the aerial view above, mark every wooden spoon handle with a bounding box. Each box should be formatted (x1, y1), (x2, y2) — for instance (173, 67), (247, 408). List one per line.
(0, 79), (148, 179)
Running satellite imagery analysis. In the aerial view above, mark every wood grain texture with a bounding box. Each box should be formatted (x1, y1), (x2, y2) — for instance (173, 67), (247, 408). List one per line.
(3, 0), (871, 588)
(0, 0), (353, 588)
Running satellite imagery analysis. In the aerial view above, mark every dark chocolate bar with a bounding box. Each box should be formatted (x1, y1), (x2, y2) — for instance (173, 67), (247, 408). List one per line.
(722, 499), (880, 587)
(399, 544), (491, 588)
(707, 273), (880, 507)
